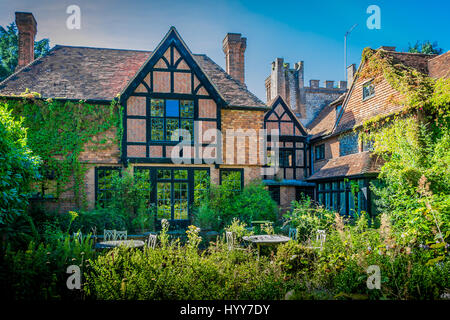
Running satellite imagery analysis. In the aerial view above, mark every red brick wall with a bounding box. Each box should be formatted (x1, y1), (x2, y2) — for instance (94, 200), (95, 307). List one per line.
(221, 109), (265, 166)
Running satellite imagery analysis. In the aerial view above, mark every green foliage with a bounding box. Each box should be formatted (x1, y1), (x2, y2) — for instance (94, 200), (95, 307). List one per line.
(408, 41), (443, 55)
(84, 238), (287, 300)
(0, 102), (40, 245)
(3, 97), (122, 207)
(0, 22), (50, 81)
(0, 234), (95, 300)
(107, 169), (155, 233)
(224, 218), (253, 241)
(283, 196), (334, 242)
(275, 241), (316, 274)
(193, 179), (278, 231)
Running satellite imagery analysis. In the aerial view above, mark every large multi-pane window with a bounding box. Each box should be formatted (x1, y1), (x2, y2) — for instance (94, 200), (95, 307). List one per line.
(132, 167), (210, 223)
(316, 179), (370, 217)
(220, 169), (244, 192)
(155, 168), (189, 220)
(150, 99), (194, 141)
(95, 167), (121, 207)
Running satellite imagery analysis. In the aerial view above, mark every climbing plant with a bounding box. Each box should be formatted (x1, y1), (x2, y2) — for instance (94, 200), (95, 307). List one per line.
(1, 91), (123, 209)
(353, 47), (450, 245)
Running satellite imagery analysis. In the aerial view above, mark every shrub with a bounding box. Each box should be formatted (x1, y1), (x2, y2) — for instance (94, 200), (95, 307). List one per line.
(283, 196), (334, 242)
(193, 179), (278, 232)
(84, 237), (289, 300)
(275, 241), (316, 274)
(0, 102), (40, 248)
(224, 218), (253, 243)
(0, 234), (95, 300)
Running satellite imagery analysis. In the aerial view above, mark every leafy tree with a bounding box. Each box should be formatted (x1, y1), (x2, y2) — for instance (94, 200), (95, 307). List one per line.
(0, 101), (40, 246)
(0, 22), (50, 81)
(408, 41), (444, 55)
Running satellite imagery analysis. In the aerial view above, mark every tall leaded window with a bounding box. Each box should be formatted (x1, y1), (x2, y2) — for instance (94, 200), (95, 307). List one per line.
(279, 149), (293, 167)
(220, 169), (244, 192)
(150, 99), (194, 142)
(194, 169), (210, 207)
(95, 167), (121, 207)
(315, 144), (325, 160)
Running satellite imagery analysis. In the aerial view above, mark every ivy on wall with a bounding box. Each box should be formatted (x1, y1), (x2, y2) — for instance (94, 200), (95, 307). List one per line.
(351, 48), (450, 245)
(1, 91), (123, 208)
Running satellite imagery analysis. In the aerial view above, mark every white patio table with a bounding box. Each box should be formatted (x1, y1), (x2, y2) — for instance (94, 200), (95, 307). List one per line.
(242, 234), (291, 258)
(95, 240), (145, 249)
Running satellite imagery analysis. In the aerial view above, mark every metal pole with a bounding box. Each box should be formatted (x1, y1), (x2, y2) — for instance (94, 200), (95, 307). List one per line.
(344, 24), (358, 80)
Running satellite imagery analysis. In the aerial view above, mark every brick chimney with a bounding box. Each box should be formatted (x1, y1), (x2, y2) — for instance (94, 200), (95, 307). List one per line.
(379, 46), (396, 52)
(15, 12), (37, 70)
(222, 33), (246, 85)
(346, 64), (356, 87)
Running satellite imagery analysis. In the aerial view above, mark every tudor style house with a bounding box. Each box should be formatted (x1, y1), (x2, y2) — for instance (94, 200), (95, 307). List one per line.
(0, 12), (309, 224)
(1, 12), (448, 223)
(306, 47), (450, 217)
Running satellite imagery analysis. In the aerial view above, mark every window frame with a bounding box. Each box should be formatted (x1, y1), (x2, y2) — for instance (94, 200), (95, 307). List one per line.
(279, 149), (294, 168)
(133, 166), (210, 223)
(315, 144), (325, 161)
(219, 168), (244, 192)
(149, 98), (194, 143)
(362, 80), (375, 101)
(95, 166), (122, 207)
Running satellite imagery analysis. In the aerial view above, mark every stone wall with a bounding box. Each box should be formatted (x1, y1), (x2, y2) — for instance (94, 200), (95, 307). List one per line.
(266, 58), (347, 126)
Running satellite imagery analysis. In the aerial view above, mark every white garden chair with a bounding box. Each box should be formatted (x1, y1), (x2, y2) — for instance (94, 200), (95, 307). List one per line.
(225, 231), (235, 251)
(116, 230), (128, 240)
(288, 227), (298, 240)
(73, 231), (83, 243)
(104, 229), (116, 241)
(306, 229), (326, 250)
(147, 234), (158, 249)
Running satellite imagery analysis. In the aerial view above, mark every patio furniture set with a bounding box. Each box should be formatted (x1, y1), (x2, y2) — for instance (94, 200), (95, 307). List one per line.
(72, 230), (157, 250)
(227, 222), (327, 258)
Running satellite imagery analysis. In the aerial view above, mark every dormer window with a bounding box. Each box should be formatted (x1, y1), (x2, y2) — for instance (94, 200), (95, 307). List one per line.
(362, 80), (375, 100)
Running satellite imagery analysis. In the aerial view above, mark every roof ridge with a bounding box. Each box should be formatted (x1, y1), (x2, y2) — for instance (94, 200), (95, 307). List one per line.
(53, 44), (153, 53)
(199, 54), (265, 106)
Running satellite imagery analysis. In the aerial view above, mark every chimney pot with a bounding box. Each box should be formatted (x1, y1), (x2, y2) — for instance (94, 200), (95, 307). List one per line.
(346, 64), (356, 87)
(325, 80), (334, 88)
(15, 12), (37, 70)
(223, 33), (246, 85)
(379, 46), (396, 52)
(338, 80), (347, 89)
(310, 80), (319, 88)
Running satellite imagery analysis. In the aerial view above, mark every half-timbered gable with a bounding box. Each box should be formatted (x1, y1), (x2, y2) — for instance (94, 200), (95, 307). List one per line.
(263, 96), (314, 212)
(121, 27), (224, 165)
(264, 96), (309, 181)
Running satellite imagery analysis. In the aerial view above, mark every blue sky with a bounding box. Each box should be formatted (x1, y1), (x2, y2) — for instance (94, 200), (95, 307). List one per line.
(1, 0), (449, 101)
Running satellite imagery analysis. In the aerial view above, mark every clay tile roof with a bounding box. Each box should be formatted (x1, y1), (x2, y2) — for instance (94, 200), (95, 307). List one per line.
(306, 151), (383, 180)
(384, 51), (435, 74)
(331, 49), (439, 136)
(0, 45), (266, 108)
(307, 93), (345, 139)
(428, 51), (450, 79)
(193, 54), (265, 108)
(0, 45), (150, 101)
